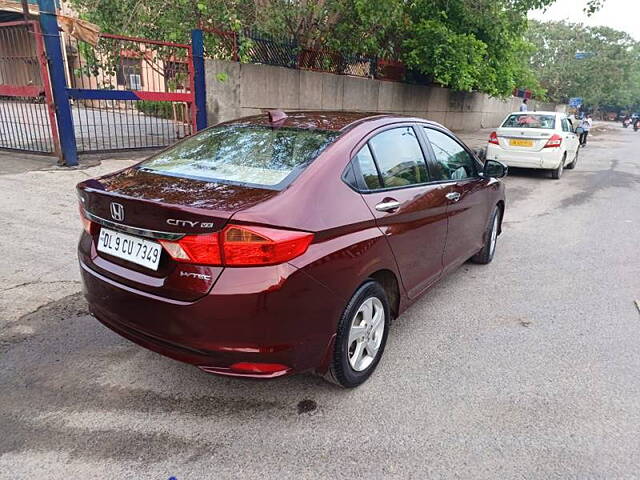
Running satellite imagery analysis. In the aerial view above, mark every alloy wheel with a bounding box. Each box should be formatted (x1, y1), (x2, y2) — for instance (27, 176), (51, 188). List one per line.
(489, 213), (499, 257)
(348, 297), (385, 372)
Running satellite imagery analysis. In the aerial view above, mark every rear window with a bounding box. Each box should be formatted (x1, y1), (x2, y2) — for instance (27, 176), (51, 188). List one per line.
(502, 114), (556, 129)
(139, 125), (340, 189)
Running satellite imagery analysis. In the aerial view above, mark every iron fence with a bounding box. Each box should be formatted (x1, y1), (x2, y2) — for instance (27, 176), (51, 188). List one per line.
(0, 21), (58, 154)
(64, 32), (195, 152)
(0, 96), (55, 153)
(202, 28), (406, 82)
(244, 31), (298, 69)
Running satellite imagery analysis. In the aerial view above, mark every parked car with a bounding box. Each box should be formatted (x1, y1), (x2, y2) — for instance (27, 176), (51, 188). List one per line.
(485, 111), (580, 179)
(77, 111), (507, 388)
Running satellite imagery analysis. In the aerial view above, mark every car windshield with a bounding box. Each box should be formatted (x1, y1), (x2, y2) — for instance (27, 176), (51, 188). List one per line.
(502, 114), (556, 129)
(139, 125), (340, 189)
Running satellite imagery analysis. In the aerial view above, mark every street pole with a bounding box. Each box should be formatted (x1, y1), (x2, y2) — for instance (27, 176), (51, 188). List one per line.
(20, 0), (30, 20)
(191, 29), (208, 131)
(37, 0), (78, 166)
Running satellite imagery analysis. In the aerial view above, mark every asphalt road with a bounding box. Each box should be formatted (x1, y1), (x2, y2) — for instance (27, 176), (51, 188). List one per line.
(1, 125), (640, 479)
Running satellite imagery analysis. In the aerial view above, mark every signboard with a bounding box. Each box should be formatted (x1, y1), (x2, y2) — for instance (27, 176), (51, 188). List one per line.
(569, 97), (583, 107)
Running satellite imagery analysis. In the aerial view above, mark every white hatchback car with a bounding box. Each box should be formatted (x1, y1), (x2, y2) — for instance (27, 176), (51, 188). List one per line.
(485, 111), (580, 179)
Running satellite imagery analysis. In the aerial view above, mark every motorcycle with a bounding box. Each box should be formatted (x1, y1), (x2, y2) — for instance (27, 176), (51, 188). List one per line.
(623, 118), (631, 128)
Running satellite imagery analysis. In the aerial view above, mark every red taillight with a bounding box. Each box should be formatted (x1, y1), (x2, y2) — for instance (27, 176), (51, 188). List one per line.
(544, 134), (562, 148)
(222, 225), (313, 266)
(160, 233), (222, 265)
(159, 225), (313, 267)
(230, 362), (290, 375)
(79, 205), (96, 235)
(488, 131), (499, 145)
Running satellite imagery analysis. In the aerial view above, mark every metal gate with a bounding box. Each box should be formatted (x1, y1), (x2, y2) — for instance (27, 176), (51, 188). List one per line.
(0, 20), (59, 155)
(64, 33), (196, 152)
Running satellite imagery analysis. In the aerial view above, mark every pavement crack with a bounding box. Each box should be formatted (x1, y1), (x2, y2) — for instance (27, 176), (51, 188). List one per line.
(1, 280), (81, 293)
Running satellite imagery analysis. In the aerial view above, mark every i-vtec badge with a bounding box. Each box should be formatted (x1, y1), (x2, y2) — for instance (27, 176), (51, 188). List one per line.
(167, 219), (215, 228)
(179, 271), (212, 281)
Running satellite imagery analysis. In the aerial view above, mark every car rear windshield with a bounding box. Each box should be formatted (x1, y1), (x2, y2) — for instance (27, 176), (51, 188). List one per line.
(139, 125), (340, 189)
(502, 114), (556, 129)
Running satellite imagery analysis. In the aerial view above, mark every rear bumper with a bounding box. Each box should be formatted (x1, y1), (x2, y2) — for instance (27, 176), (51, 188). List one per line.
(486, 144), (563, 169)
(80, 258), (342, 378)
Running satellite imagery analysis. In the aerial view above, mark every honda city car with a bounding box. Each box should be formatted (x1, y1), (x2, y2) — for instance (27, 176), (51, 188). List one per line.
(77, 111), (507, 387)
(485, 111), (579, 179)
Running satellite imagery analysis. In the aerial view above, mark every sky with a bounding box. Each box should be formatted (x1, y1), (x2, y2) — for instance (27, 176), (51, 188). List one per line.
(529, 0), (640, 40)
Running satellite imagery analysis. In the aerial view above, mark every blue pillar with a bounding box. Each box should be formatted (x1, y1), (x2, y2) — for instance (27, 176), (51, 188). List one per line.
(191, 29), (207, 131)
(38, 0), (78, 166)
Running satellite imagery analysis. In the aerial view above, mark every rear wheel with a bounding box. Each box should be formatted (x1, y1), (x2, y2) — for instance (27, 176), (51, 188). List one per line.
(550, 153), (565, 179)
(471, 206), (500, 265)
(327, 281), (390, 388)
(566, 148), (579, 170)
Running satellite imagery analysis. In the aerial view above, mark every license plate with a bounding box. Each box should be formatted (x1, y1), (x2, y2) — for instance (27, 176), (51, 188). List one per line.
(509, 139), (534, 147)
(97, 227), (162, 271)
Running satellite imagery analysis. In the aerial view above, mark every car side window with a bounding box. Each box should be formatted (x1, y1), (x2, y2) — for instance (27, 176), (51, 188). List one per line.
(423, 128), (476, 181)
(561, 118), (570, 132)
(367, 127), (428, 188)
(353, 144), (382, 190)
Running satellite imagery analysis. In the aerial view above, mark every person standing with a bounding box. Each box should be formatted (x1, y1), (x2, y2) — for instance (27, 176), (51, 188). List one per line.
(579, 114), (593, 146)
(519, 98), (528, 112)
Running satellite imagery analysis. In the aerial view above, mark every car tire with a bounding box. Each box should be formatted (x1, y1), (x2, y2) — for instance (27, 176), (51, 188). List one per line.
(327, 280), (390, 388)
(471, 206), (501, 265)
(565, 148), (579, 170)
(551, 153), (565, 179)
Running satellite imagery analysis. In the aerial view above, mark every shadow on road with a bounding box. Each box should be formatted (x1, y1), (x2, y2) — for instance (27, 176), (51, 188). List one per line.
(0, 292), (346, 462)
(504, 166), (552, 180)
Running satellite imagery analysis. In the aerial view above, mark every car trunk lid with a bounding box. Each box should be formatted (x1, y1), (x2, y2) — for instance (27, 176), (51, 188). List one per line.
(496, 128), (553, 152)
(77, 168), (278, 301)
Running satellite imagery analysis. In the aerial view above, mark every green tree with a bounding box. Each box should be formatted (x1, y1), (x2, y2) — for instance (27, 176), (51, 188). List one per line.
(69, 0), (562, 97)
(400, 0), (549, 96)
(527, 20), (640, 110)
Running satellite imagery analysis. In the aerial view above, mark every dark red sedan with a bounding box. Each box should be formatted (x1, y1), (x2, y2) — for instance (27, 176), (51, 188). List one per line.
(77, 111), (506, 387)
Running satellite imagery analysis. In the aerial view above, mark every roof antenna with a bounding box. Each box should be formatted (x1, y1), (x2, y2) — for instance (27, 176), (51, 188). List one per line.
(268, 109), (288, 123)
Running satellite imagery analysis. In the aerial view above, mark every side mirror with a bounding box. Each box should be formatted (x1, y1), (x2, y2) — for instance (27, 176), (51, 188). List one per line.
(483, 159), (507, 178)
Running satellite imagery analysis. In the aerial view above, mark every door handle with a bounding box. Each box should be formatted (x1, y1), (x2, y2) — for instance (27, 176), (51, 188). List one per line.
(445, 192), (461, 202)
(375, 199), (401, 212)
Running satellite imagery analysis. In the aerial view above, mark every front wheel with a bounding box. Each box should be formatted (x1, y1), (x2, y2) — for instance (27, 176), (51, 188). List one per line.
(327, 281), (390, 388)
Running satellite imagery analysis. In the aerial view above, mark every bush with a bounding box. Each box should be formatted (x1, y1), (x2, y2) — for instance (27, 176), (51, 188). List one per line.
(134, 100), (175, 120)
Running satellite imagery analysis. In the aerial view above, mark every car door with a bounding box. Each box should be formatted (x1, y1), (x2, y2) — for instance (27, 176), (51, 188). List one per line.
(420, 127), (493, 273)
(349, 125), (450, 299)
(562, 117), (579, 157)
